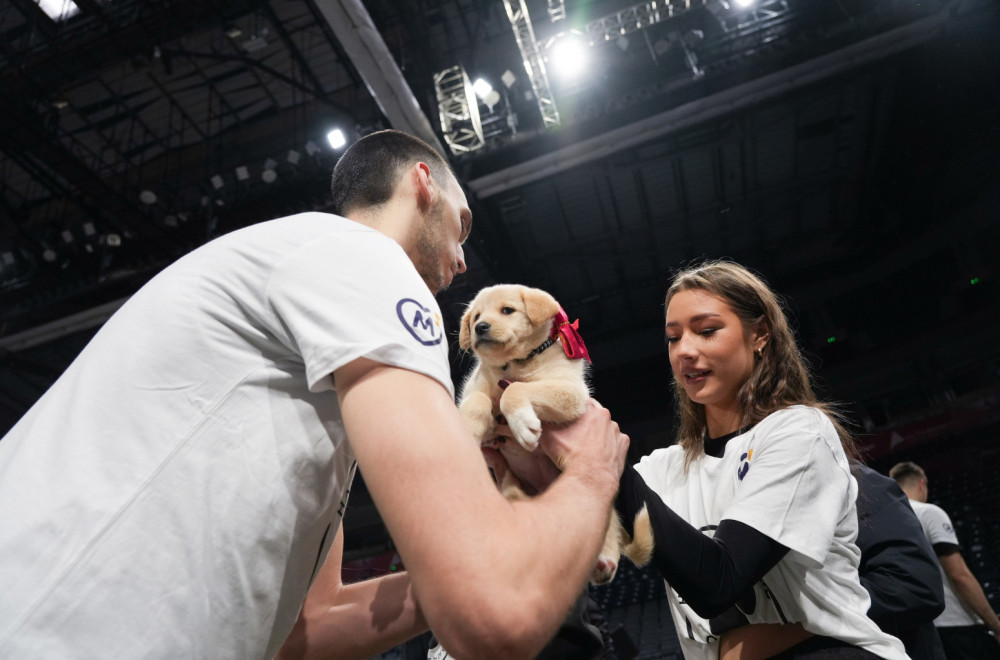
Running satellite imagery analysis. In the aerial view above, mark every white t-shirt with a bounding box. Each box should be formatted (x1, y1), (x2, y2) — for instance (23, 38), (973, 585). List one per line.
(634, 406), (908, 660)
(0, 213), (454, 659)
(908, 499), (982, 628)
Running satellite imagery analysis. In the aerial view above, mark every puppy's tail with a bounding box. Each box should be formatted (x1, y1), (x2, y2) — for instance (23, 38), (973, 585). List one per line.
(622, 504), (654, 567)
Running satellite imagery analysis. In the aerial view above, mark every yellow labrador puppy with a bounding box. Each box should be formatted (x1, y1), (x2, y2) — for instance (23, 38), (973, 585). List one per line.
(458, 283), (651, 584)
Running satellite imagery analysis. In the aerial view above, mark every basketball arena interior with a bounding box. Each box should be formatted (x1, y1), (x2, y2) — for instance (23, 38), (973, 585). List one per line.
(0, 0), (997, 657)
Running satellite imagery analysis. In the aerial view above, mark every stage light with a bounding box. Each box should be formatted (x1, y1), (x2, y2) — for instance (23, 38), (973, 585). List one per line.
(262, 158), (278, 183)
(210, 175), (225, 190)
(305, 140), (321, 156)
(287, 149), (301, 165)
(732, 0), (756, 7)
(61, 230), (74, 244)
(472, 78), (493, 99)
(83, 222), (96, 237)
(36, 0), (80, 21)
(235, 166), (250, 181)
(139, 190), (157, 204)
(483, 90), (501, 112)
(501, 70), (517, 88)
(327, 129), (347, 150)
(547, 32), (588, 79)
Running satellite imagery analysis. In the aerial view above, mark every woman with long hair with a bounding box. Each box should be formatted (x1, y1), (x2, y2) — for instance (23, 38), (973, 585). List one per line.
(614, 260), (907, 659)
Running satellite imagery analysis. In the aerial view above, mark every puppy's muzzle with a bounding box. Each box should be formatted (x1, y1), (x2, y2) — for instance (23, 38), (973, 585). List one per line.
(474, 321), (491, 337)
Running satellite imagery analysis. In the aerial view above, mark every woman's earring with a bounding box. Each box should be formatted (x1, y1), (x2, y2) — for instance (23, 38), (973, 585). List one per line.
(755, 347), (763, 358)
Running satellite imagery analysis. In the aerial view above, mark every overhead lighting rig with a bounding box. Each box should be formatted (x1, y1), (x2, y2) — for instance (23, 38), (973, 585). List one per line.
(503, 0), (561, 128)
(433, 66), (485, 155)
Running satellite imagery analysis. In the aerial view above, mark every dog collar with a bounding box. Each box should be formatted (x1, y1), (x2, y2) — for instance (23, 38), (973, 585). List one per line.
(502, 336), (556, 371)
(551, 307), (591, 363)
(501, 308), (591, 371)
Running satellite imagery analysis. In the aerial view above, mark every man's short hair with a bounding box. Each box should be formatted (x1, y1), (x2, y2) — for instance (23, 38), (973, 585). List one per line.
(329, 129), (454, 217)
(889, 461), (927, 486)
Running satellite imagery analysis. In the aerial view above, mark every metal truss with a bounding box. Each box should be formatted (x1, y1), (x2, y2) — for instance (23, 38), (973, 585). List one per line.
(584, 0), (696, 44)
(433, 65), (485, 155)
(502, 0), (560, 128)
(583, 0), (791, 44)
(547, 0), (567, 23)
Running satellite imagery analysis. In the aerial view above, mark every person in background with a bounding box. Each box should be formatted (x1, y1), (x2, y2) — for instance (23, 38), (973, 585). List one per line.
(613, 260), (907, 659)
(0, 129), (629, 660)
(890, 461), (1000, 659)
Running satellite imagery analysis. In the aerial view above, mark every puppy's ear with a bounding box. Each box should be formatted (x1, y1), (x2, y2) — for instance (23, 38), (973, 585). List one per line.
(521, 287), (560, 327)
(459, 304), (475, 351)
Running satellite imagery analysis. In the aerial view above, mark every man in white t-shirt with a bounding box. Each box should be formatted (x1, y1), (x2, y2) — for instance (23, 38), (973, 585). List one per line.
(0, 130), (629, 660)
(891, 461), (1000, 660)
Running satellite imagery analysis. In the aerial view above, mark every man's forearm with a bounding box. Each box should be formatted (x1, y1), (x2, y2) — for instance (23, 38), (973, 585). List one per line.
(953, 573), (1000, 635)
(277, 571), (426, 660)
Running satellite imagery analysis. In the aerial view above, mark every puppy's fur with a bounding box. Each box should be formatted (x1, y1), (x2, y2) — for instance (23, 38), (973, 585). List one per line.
(458, 284), (652, 584)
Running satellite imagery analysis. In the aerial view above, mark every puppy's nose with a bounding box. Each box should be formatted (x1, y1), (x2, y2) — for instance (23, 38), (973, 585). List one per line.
(475, 321), (491, 336)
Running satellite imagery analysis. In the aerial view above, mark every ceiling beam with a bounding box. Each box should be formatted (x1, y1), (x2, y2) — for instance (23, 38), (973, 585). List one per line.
(309, 0), (446, 156)
(467, 1), (971, 198)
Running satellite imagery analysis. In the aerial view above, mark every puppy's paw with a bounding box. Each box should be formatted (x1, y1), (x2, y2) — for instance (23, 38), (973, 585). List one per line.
(590, 554), (619, 585)
(459, 392), (496, 444)
(505, 407), (542, 451)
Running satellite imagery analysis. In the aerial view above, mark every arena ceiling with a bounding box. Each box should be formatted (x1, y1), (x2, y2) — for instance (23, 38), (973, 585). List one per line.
(1, 0), (999, 554)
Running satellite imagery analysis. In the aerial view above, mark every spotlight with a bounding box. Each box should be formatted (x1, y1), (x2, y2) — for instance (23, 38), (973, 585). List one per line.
(287, 149), (301, 165)
(261, 158), (278, 183)
(546, 32), (589, 79)
(472, 78), (493, 100)
(139, 190), (157, 204)
(235, 166), (250, 181)
(210, 175), (225, 190)
(483, 90), (501, 112)
(61, 230), (74, 244)
(326, 129), (347, 150)
(732, 0), (756, 7)
(305, 141), (321, 156)
(501, 70), (517, 88)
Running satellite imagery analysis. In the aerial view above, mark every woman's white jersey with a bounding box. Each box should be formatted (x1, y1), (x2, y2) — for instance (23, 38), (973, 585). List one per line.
(634, 406), (908, 660)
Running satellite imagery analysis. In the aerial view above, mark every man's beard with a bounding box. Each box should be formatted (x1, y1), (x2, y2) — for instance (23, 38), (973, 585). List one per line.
(414, 200), (446, 294)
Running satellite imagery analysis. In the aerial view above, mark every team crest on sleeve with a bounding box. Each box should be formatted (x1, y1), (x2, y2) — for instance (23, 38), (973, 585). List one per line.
(738, 449), (754, 481)
(396, 298), (443, 346)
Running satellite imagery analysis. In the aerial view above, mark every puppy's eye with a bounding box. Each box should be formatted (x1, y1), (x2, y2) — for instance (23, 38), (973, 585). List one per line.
(474, 313), (481, 322)
(501, 307), (515, 315)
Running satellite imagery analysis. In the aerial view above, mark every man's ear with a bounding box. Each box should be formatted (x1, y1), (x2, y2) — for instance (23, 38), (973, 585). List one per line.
(413, 161), (435, 211)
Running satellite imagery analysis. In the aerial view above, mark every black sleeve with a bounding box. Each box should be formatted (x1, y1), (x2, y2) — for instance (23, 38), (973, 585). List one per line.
(853, 464), (946, 632)
(615, 464), (788, 619)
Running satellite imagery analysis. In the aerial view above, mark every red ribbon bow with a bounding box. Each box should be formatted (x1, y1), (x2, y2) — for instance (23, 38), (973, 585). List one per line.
(551, 307), (591, 363)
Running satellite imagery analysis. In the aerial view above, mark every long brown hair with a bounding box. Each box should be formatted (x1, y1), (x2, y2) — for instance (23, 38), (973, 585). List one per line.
(664, 260), (857, 468)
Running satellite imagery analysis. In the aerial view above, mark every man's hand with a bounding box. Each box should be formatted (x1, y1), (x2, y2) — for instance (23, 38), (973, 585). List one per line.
(486, 399), (628, 497)
(541, 398), (628, 493)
